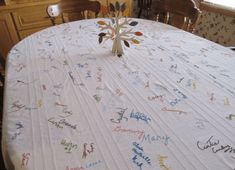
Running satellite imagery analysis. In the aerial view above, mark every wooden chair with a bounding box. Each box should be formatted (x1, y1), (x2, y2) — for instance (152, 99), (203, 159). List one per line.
(47, 4), (61, 25)
(60, 0), (101, 22)
(230, 47), (235, 51)
(153, 0), (201, 32)
(137, 0), (152, 18)
(47, 0), (101, 25)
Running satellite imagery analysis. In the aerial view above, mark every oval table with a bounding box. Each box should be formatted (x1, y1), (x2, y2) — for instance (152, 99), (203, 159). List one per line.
(2, 18), (235, 170)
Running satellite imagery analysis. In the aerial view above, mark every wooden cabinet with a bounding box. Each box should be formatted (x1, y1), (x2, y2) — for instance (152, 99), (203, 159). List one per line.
(0, 0), (133, 59)
(12, 5), (54, 31)
(0, 12), (19, 59)
(0, 0), (61, 59)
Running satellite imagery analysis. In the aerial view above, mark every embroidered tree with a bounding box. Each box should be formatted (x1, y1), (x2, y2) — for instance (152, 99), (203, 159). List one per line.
(97, 1), (143, 57)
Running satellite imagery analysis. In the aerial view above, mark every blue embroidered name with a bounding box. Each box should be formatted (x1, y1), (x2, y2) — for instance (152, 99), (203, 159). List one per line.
(130, 110), (151, 124)
(131, 142), (151, 170)
(85, 160), (102, 169)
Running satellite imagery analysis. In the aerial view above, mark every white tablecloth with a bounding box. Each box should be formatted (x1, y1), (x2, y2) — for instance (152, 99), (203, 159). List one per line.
(2, 18), (235, 170)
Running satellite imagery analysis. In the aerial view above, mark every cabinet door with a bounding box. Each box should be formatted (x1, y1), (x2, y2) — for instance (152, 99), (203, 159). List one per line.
(18, 26), (48, 39)
(12, 4), (55, 31)
(0, 13), (19, 59)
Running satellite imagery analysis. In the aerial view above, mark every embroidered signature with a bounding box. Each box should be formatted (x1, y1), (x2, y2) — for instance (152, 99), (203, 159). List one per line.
(197, 136), (235, 154)
(110, 107), (128, 124)
(132, 142), (151, 170)
(130, 110), (151, 124)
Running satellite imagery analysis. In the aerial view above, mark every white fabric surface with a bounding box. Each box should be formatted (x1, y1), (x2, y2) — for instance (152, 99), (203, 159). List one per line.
(2, 18), (235, 170)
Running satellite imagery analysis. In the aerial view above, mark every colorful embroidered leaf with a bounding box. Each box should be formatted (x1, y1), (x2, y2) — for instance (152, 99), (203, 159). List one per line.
(135, 32), (143, 36)
(124, 40), (130, 47)
(129, 21), (138, 26)
(132, 39), (140, 44)
(99, 32), (106, 37)
(115, 1), (120, 11)
(99, 36), (103, 44)
(121, 3), (126, 12)
(109, 3), (115, 12)
(97, 21), (107, 25)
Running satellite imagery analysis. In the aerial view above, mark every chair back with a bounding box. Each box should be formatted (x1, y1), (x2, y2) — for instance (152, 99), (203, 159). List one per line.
(137, 0), (152, 18)
(47, 4), (61, 25)
(154, 0), (201, 32)
(60, 0), (101, 22)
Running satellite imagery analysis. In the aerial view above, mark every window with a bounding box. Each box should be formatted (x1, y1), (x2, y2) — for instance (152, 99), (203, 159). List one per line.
(204, 0), (235, 8)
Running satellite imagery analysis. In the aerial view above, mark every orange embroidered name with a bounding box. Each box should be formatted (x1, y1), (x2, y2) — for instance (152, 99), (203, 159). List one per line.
(113, 126), (144, 139)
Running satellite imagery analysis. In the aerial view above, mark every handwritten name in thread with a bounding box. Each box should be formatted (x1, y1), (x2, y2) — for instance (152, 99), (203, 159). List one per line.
(112, 126), (145, 140)
(110, 107), (128, 124)
(9, 101), (25, 113)
(11, 122), (24, 140)
(16, 79), (37, 86)
(61, 139), (78, 153)
(42, 84), (47, 90)
(66, 166), (84, 170)
(147, 95), (164, 102)
(55, 102), (68, 107)
(141, 133), (170, 146)
(38, 100), (43, 108)
(48, 117), (77, 130)
(82, 143), (95, 159)
(208, 92), (215, 102)
(93, 94), (101, 102)
(115, 89), (123, 96)
(59, 108), (73, 118)
(96, 67), (102, 82)
(224, 97), (230, 106)
(158, 155), (170, 170)
(9, 101), (38, 113)
(14, 63), (26, 72)
(68, 71), (84, 86)
(132, 142), (151, 170)
(169, 89), (187, 107)
(169, 98), (181, 107)
(130, 110), (151, 124)
(77, 63), (88, 68)
(86, 70), (91, 79)
(21, 153), (30, 168)
(197, 136), (219, 151)
(186, 79), (197, 90)
(63, 60), (69, 66)
(84, 160), (102, 169)
(169, 64), (180, 74)
(177, 77), (184, 83)
(195, 118), (209, 129)
(197, 136), (235, 154)
(161, 107), (187, 115)
(145, 81), (150, 88)
(173, 88), (187, 99)
(226, 114), (235, 120)
(128, 71), (139, 75)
